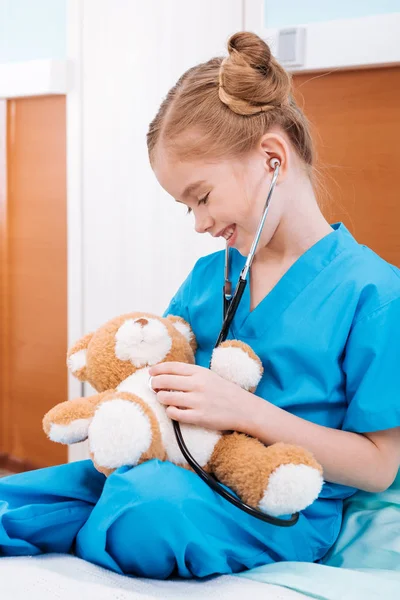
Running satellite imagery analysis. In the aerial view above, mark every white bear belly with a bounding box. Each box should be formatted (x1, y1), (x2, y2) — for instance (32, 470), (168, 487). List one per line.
(117, 368), (221, 466)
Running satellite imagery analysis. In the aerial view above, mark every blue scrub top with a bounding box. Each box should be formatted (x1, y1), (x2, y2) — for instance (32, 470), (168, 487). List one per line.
(164, 222), (400, 507)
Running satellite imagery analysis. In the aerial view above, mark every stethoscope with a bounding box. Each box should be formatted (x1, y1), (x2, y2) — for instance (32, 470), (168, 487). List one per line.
(172, 158), (299, 526)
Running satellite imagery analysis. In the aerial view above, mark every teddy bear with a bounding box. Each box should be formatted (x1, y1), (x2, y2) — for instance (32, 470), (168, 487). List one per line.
(43, 312), (323, 517)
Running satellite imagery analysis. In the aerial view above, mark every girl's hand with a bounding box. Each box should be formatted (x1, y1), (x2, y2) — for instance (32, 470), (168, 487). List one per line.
(148, 362), (258, 432)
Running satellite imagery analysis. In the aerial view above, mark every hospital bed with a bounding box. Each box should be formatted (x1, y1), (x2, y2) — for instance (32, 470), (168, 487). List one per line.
(1, 470), (399, 599)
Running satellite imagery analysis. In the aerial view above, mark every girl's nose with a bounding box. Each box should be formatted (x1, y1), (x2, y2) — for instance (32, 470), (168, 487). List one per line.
(194, 214), (213, 234)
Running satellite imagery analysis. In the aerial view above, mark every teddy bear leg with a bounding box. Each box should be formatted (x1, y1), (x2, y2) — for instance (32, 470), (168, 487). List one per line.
(209, 433), (323, 517)
(210, 340), (263, 391)
(88, 391), (166, 475)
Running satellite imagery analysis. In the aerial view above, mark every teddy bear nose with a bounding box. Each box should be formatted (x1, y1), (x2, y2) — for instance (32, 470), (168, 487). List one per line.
(135, 318), (148, 327)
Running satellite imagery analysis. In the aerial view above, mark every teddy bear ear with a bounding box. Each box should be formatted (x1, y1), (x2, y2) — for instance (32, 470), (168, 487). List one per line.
(166, 315), (197, 354)
(66, 332), (94, 381)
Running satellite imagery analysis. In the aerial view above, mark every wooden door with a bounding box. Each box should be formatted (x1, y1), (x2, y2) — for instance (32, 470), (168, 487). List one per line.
(0, 96), (67, 471)
(293, 66), (400, 266)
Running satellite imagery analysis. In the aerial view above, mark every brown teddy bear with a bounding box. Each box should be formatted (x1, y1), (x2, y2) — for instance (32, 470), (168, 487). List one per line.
(43, 312), (323, 516)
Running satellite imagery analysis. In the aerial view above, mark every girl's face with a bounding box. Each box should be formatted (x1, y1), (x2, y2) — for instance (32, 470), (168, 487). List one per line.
(152, 143), (281, 256)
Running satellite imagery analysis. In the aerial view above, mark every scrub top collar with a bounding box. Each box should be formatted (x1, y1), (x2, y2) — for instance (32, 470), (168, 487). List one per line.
(229, 222), (358, 338)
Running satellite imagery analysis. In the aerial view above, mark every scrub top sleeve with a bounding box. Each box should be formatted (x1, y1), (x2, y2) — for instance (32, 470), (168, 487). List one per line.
(342, 297), (400, 433)
(162, 269), (193, 324)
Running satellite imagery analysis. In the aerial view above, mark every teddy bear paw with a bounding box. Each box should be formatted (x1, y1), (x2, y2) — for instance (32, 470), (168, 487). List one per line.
(210, 341), (263, 391)
(258, 464), (324, 516)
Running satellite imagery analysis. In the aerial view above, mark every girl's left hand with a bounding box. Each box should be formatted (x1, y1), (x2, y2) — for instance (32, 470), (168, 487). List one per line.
(148, 362), (256, 432)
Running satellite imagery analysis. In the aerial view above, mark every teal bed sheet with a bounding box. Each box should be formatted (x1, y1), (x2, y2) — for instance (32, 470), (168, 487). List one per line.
(237, 470), (400, 599)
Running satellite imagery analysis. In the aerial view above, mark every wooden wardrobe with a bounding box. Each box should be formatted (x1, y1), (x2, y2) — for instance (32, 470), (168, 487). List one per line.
(0, 96), (68, 471)
(293, 66), (400, 266)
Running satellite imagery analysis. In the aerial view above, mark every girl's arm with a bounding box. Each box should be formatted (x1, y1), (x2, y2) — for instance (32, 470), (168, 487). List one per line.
(149, 361), (400, 494)
(242, 394), (400, 493)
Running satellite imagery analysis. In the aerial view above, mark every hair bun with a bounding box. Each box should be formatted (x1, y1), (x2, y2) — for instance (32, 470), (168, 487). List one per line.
(219, 31), (291, 115)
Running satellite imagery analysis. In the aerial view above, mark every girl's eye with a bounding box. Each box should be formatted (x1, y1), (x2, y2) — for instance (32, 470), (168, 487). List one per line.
(198, 192), (210, 206)
(186, 192), (210, 216)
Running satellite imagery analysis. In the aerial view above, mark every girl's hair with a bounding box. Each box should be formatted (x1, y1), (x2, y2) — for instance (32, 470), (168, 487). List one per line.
(147, 31), (314, 169)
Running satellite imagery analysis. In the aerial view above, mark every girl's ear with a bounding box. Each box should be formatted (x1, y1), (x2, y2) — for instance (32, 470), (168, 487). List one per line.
(259, 132), (289, 182)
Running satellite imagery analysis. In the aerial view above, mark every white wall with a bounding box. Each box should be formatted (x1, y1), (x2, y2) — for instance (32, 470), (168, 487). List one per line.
(67, 0), (243, 460)
(72, 0), (242, 335)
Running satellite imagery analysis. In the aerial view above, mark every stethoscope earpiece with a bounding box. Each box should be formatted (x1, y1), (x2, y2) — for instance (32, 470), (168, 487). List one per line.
(269, 157), (281, 170)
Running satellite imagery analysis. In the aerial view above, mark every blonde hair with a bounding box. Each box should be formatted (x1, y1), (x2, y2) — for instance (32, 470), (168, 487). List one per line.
(147, 31), (314, 168)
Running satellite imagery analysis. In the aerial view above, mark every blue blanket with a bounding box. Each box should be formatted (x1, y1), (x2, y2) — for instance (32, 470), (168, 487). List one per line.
(237, 471), (400, 599)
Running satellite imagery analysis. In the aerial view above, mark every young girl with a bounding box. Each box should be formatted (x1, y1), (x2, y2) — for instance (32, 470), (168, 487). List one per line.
(1, 32), (400, 580)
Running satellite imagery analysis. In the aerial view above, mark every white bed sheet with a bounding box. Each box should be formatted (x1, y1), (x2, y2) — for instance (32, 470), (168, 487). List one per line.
(0, 554), (309, 600)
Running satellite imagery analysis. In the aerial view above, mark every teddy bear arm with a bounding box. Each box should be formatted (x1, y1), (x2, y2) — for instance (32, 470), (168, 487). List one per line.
(43, 391), (112, 444)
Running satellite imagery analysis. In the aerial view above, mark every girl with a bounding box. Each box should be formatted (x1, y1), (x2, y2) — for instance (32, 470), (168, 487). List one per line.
(1, 32), (400, 580)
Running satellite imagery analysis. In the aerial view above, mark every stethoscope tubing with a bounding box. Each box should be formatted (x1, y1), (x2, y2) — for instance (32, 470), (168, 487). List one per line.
(172, 161), (299, 525)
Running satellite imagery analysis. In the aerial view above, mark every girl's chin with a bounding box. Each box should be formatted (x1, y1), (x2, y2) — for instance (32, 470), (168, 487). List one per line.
(225, 228), (252, 256)
(230, 232), (250, 255)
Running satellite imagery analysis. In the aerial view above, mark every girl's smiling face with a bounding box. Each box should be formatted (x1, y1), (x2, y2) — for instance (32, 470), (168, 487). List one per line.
(152, 139), (283, 256)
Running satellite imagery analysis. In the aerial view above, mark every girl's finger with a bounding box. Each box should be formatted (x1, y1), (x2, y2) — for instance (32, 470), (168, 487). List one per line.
(165, 405), (199, 424)
(150, 374), (192, 393)
(149, 362), (196, 377)
(156, 390), (194, 409)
